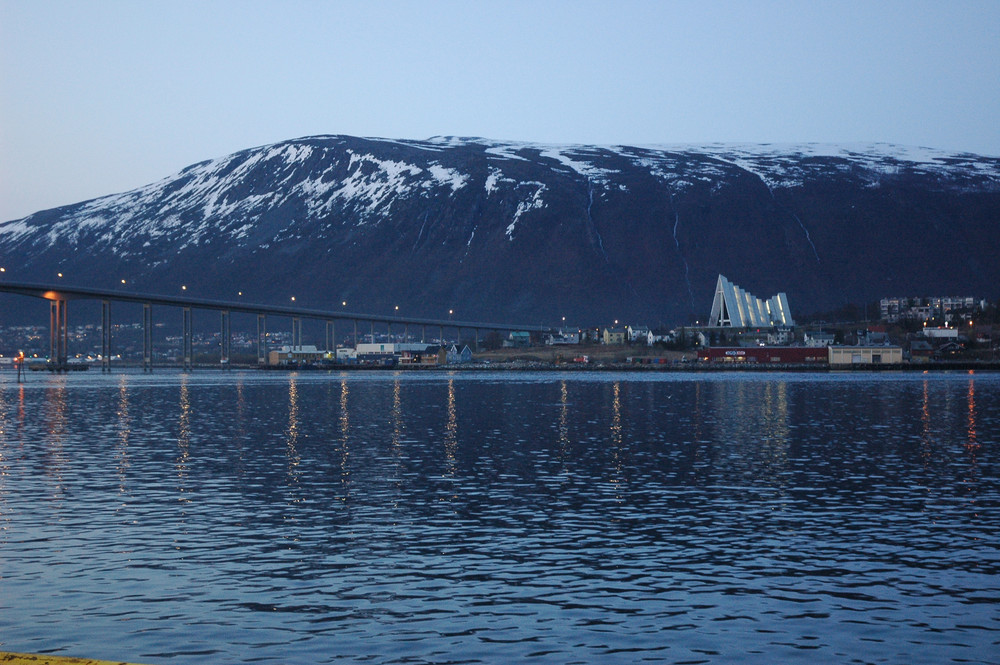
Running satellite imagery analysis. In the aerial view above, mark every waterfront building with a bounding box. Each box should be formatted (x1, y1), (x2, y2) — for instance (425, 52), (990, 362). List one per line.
(708, 275), (793, 327)
(880, 296), (985, 323)
(828, 346), (903, 366)
(922, 327), (959, 339)
(446, 344), (474, 364)
(626, 325), (650, 343)
(504, 331), (531, 348)
(602, 327), (626, 345)
(546, 329), (580, 345)
(804, 331), (837, 347)
(698, 347), (827, 364)
(400, 346), (445, 365)
(268, 345), (327, 365)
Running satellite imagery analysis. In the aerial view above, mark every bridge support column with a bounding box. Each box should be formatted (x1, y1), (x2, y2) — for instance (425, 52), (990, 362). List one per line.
(353, 320), (358, 346)
(50, 299), (68, 371)
(221, 310), (231, 367)
(326, 321), (334, 354)
(142, 303), (152, 372)
(475, 328), (479, 352)
(292, 317), (302, 350)
(422, 325), (426, 343)
(101, 300), (111, 373)
(182, 307), (193, 372)
(370, 321), (374, 343)
(257, 314), (267, 365)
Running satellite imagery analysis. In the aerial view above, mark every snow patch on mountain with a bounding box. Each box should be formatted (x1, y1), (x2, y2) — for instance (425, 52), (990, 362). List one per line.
(672, 143), (1000, 189)
(329, 152), (423, 217)
(539, 148), (619, 183)
(483, 143), (531, 162)
(507, 181), (547, 240)
(426, 164), (468, 192)
(3, 134), (998, 261)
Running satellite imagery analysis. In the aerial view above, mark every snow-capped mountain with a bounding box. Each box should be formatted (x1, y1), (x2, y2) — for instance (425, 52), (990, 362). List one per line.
(2, 135), (999, 325)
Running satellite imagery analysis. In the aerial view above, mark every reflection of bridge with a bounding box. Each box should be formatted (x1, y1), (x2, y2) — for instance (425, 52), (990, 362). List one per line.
(0, 281), (545, 371)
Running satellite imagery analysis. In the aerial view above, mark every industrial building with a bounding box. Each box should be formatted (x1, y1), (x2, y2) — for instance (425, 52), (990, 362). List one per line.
(698, 345), (903, 366)
(708, 275), (793, 328)
(828, 347), (903, 366)
(697, 347), (827, 364)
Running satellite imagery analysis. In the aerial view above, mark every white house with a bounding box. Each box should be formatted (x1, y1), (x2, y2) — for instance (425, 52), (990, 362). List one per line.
(446, 344), (473, 364)
(627, 325), (650, 344)
(804, 332), (836, 347)
(647, 328), (672, 345)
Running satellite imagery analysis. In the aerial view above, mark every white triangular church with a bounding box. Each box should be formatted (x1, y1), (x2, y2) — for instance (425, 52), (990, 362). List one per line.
(708, 275), (793, 327)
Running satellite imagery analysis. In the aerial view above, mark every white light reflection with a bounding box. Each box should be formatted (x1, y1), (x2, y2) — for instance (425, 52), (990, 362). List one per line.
(287, 374), (302, 494)
(965, 376), (980, 493)
(921, 379), (932, 465)
(391, 376), (404, 452)
(45, 377), (69, 509)
(115, 374), (132, 510)
(176, 374), (191, 503)
(558, 380), (569, 464)
(610, 381), (625, 501)
(444, 378), (458, 479)
(0, 385), (10, 541)
(339, 378), (351, 500)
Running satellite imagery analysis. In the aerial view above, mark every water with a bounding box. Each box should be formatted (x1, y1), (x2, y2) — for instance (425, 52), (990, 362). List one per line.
(0, 370), (997, 664)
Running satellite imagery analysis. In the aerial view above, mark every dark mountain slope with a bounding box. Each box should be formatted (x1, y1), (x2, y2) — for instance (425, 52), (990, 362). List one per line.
(2, 136), (997, 326)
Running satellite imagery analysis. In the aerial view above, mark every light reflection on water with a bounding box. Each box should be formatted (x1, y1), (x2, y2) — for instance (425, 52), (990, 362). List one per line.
(0, 370), (998, 665)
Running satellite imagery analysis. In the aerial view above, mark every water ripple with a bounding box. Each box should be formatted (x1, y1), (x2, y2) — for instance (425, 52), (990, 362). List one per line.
(0, 370), (997, 664)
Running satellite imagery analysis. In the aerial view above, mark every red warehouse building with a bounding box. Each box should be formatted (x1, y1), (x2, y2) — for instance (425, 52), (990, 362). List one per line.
(697, 347), (828, 364)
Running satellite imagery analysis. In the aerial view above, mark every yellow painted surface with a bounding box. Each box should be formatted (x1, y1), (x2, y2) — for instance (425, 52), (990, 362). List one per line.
(0, 653), (146, 665)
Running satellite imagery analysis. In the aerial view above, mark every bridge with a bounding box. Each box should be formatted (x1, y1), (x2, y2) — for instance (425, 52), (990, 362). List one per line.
(0, 281), (547, 371)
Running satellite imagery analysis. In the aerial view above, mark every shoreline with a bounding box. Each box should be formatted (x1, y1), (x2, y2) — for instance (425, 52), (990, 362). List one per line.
(16, 360), (1000, 374)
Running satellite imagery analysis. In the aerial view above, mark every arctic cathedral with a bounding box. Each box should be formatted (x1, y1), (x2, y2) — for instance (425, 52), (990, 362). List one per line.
(708, 275), (794, 327)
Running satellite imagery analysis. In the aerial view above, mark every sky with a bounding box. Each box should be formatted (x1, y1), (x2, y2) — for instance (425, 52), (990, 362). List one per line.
(1, 0), (998, 222)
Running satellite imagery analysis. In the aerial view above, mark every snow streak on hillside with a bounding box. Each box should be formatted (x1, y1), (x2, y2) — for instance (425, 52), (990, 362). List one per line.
(2, 135), (998, 257)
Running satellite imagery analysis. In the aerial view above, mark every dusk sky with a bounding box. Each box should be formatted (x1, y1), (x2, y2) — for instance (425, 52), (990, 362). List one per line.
(2, 0), (998, 223)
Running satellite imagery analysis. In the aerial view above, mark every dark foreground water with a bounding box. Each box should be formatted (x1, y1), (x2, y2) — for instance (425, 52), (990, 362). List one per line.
(0, 370), (997, 664)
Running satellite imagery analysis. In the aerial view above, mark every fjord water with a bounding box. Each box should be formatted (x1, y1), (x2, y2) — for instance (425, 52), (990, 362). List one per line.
(0, 371), (996, 664)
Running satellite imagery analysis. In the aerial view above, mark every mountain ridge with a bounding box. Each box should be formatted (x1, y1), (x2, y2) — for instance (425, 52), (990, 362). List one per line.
(2, 135), (998, 326)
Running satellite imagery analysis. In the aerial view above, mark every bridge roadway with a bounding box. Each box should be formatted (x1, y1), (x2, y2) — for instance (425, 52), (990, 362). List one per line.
(0, 281), (546, 371)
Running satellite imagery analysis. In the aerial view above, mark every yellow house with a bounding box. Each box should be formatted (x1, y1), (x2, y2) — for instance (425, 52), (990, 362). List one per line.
(603, 327), (626, 345)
